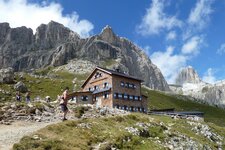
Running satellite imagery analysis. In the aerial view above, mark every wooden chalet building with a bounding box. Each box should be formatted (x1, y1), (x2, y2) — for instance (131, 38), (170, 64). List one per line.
(72, 67), (148, 113)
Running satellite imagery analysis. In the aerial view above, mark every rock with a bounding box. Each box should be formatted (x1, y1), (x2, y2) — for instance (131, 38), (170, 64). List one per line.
(0, 21), (169, 91)
(187, 121), (223, 143)
(14, 113), (27, 116)
(0, 68), (14, 84)
(42, 111), (52, 116)
(43, 104), (54, 113)
(10, 103), (17, 109)
(77, 123), (91, 129)
(171, 66), (225, 109)
(99, 108), (106, 115)
(3, 121), (11, 125)
(35, 109), (42, 115)
(14, 81), (28, 93)
(125, 127), (140, 136)
(175, 66), (202, 85)
(27, 107), (36, 114)
(32, 135), (41, 140)
(1, 105), (10, 111)
(34, 116), (41, 122)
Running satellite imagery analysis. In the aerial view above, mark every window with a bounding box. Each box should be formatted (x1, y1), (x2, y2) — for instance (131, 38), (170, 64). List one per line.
(129, 83), (133, 88)
(94, 86), (99, 91)
(129, 107), (134, 111)
(120, 81), (124, 87)
(137, 107), (140, 112)
(134, 85), (137, 89)
(81, 96), (88, 101)
(103, 92), (109, 99)
(125, 83), (128, 88)
(134, 96), (139, 101)
(103, 82), (109, 88)
(118, 93), (123, 99)
(72, 96), (77, 101)
(88, 87), (91, 91)
(94, 72), (102, 79)
(139, 96), (142, 101)
(114, 93), (118, 98)
(129, 95), (133, 100)
(124, 94), (128, 100)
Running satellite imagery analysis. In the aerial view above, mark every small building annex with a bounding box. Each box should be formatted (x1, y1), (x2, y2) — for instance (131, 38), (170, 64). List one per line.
(70, 67), (148, 113)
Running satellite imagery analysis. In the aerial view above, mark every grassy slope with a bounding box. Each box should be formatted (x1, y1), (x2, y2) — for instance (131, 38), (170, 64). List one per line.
(142, 88), (225, 127)
(3, 68), (224, 149)
(13, 113), (225, 150)
(0, 70), (89, 101)
(1, 67), (225, 127)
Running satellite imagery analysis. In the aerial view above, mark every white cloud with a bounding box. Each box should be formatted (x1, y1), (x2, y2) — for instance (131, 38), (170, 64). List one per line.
(0, 0), (94, 37)
(188, 0), (214, 30)
(150, 46), (188, 83)
(137, 0), (182, 35)
(217, 43), (225, 55)
(136, 0), (213, 84)
(166, 31), (176, 40)
(181, 36), (203, 55)
(202, 68), (216, 84)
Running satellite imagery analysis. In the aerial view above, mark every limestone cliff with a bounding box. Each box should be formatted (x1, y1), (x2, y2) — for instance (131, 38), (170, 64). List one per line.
(171, 66), (225, 108)
(0, 21), (169, 91)
(175, 66), (202, 85)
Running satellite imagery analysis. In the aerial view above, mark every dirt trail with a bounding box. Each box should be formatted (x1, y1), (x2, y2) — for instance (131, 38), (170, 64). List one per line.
(0, 121), (58, 150)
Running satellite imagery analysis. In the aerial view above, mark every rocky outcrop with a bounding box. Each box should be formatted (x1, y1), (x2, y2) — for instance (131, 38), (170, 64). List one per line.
(175, 66), (202, 85)
(171, 66), (225, 109)
(14, 81), (28, 93)
(0, 68), (14, 84)
(0, 21), (169, 91)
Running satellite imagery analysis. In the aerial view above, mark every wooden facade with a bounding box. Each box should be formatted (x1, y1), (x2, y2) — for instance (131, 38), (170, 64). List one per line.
(77, 67), (148, 113)
(69, 91), (93, 104)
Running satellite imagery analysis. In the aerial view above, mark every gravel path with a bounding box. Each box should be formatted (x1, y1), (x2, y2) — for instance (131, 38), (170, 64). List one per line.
(0, 121), (59, 150)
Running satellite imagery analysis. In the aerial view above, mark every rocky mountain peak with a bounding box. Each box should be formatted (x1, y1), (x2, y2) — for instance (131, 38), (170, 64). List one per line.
(100, 25), (113, 34)
(0, 21), (170, 91)
(175, 66), (202, 85)
(0, 22), (10, 44)
(35, 20), (80, 49)
(99, 25), (117, 43)
(0, 22), (10, 30)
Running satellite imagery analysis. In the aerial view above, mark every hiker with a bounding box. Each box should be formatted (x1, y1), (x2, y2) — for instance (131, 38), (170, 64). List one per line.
(16, 91), (21, 102)
(25, 91), (31, 103)
(59, 87), (70, 121)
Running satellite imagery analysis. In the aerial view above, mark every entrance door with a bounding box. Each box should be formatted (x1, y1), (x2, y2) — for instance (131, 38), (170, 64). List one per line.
(96, 96), (102, 108)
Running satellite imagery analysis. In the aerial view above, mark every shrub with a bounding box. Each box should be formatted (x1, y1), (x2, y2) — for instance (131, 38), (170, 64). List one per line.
(73, 106), (87, 118)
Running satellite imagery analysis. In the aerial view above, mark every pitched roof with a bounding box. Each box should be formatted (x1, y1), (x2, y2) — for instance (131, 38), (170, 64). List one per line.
(81, 66), (143, 88)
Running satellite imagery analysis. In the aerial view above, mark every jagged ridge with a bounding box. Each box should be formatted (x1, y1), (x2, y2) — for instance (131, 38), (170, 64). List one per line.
(0, 21), (169, 91)
(171, 66), (225, 109)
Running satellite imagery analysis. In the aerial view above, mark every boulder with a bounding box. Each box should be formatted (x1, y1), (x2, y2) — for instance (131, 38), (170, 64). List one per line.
(35, 109), (42, 115)
(14, 81), (28, 93)
(0, 68), (14, 84)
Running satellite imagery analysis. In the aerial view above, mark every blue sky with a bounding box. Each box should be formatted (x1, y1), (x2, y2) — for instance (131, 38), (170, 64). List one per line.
(1, 0), (225, 84)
